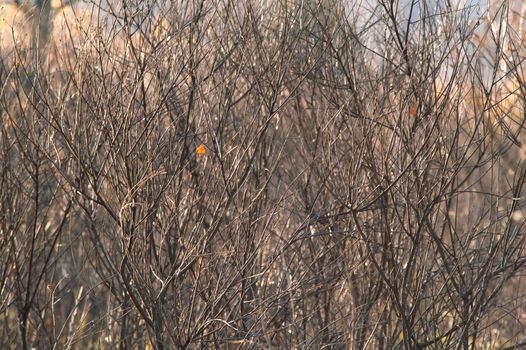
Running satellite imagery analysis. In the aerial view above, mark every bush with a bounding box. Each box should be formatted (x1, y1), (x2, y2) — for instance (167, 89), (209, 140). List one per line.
(1, 0), (526, 348)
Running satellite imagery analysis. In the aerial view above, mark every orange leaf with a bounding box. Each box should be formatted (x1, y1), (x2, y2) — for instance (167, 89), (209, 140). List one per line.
(196, 143), (207, 155)
(409, 104), (418, 117)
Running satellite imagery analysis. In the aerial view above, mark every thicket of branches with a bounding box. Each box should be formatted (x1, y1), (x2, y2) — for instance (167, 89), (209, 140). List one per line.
(1, 0), (526, 348)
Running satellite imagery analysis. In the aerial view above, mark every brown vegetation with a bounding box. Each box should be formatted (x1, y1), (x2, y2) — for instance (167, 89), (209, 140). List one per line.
(1, 0), (526, 349)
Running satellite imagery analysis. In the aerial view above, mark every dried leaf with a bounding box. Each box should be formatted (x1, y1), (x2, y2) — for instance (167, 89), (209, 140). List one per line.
(409, 104), (418, 117)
